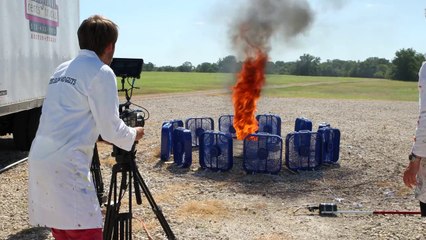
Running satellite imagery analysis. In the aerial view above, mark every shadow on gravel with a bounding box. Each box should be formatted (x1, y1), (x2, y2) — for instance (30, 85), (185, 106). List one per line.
(7, 227), (51, 240)
(163, 150), (358, 199)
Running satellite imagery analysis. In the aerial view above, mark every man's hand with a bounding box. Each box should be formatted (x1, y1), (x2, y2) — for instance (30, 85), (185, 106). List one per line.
(134, 127), (145, 141)
(403, 159), (421, 189)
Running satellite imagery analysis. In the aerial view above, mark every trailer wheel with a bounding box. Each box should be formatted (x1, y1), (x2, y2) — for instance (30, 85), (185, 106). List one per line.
(12, 107), (41, 151)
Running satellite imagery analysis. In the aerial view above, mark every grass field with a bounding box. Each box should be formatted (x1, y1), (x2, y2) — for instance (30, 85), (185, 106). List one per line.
(118, 72), (419, 102)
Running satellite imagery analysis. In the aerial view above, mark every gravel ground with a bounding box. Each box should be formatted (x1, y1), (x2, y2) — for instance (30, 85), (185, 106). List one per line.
(1, 92), (426, 240)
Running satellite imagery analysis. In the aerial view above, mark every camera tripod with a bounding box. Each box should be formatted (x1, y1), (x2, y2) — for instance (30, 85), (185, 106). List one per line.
(91, 143), (105, 206)
(103, 143), (176, 240)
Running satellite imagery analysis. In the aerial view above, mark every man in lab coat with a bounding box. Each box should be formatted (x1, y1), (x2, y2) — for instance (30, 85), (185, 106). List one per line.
(28, 15), (145, 240)
(404, 60), (426, 217)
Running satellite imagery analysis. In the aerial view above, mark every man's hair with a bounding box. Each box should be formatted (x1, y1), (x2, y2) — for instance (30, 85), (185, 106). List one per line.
(77, 15), (118, 56)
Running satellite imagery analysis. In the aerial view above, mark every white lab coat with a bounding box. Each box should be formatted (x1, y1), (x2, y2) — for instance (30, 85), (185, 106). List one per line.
(28, 50), (136, 229)
(412, 61), (426, 202)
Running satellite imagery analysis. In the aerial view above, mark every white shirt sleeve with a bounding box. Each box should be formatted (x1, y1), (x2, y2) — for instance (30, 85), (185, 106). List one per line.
(87, 65), (136, 151)
(412, 62), (426, 157)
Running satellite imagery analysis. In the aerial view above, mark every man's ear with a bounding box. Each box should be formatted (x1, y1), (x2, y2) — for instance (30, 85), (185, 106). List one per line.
(105, 43), (114, 53)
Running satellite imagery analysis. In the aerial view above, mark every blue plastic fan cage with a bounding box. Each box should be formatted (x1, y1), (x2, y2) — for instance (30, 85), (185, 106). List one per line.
(185, 117), (214, 147)
(160, 119), (184, 161)
(168, 119), (184, 152)
(318, 122), (331, 130)
(172, 127), (192, 168)
(285, 130), (321, 171)
(218, 115), (236, 138)
(317, 127), (340, 164)
(295, 117), (313, 132)
(243, 133), (283, 174)
(160, 122), (173, 161)
(256, 114), (282, 136)
(199, 130), (233, 171)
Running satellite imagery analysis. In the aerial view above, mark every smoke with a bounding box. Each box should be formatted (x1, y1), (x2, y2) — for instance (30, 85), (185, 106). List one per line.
(229, 0), (314, 140)
(230, 0), (314, 58)
(322, 0), (348, 11)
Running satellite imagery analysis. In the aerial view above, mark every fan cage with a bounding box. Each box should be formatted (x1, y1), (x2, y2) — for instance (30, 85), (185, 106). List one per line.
(168, 119), (184, 153)
(160, 122), (173, 161)
(160, 119), (184, 161)
(185, 117), (214, 147)
(256, 114), (282, 136)
(243, 133), (283, 174)
(285, 130), (321, 171)
(317, 127), (340, 164)
(199, 130), (233, 171)
(218, 115), (236, 138)
(318, 122), (331, 130)
(172, 127), (192, 168)
(294, 117), (313, 132)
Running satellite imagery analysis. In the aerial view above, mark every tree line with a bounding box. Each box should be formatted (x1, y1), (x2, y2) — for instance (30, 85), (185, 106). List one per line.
(142, 48), (425, 82)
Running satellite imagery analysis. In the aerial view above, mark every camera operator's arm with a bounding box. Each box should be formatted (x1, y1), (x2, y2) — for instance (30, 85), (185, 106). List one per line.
(99, 127), (142, 144)
(134, 127), (145, 141)
(87, 66), (136, 151)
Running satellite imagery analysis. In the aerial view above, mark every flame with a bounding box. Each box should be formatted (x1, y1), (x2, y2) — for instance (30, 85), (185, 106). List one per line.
(230, 0), (313, 140)
(232, 50), (268, 140)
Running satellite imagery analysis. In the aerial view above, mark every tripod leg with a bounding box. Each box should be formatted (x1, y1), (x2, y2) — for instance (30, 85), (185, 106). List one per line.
(91, 143), (105, 205)
(104, 164), (121, 240)
(107, 144), (174, 239)
(129, 153), (142, 205)
(117, 212), (132, 240)
(104, 163), (135, 240)
(133, 167), (176, 240)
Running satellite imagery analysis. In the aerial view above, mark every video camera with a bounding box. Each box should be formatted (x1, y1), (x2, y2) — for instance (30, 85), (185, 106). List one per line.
(120, 108), (145, 127)
(110, 57), (148, 128)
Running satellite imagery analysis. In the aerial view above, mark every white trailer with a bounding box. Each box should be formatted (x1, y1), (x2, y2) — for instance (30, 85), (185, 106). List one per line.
(0, 0), (80, 150)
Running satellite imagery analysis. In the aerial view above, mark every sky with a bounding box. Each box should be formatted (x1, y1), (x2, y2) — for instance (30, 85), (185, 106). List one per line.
(80, 0), (426, 67)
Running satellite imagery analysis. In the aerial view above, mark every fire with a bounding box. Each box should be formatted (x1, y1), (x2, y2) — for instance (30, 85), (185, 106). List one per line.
(230, 0), (312, 140)
(232, 50), (268, 140)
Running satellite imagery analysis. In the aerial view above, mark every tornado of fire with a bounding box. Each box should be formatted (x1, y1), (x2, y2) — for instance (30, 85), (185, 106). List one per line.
(232, 50), (267, 140)
(230, 0), (313, 140)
